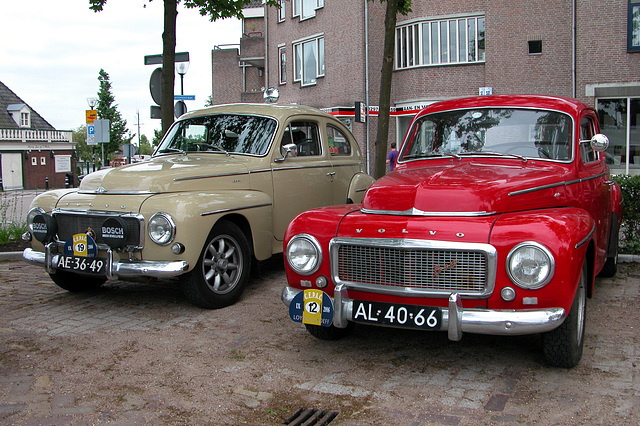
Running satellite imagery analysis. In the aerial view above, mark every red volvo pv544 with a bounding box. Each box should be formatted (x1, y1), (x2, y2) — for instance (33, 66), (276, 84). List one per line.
(282, 95), (623, 367)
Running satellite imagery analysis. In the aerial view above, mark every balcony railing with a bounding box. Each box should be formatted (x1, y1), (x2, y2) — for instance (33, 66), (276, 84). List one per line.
(0, 128), (72, 143)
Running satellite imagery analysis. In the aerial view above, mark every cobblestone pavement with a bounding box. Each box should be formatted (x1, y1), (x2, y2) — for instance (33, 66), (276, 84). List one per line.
(1, 257), (639, 425)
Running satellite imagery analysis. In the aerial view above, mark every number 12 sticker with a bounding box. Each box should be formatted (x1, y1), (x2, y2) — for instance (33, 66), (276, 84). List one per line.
(289, 289), (334, 327)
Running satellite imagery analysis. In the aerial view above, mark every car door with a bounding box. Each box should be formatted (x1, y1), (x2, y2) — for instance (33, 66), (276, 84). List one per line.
(271, 119), (334, 240)
(577, 112), (612, 262)
(326, 123), (365, 205)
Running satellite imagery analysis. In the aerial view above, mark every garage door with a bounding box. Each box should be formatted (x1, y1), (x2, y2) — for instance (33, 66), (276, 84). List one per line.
(1, 153), (24, 190)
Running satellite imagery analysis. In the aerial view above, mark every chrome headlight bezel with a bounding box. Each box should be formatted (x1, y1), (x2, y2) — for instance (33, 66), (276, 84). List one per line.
(147, 212), (176, 246)
(506, 241), (555, 290)
(286, 234), (322, 276)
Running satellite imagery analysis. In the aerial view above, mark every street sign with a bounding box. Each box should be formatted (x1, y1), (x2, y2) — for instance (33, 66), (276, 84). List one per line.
(174, 95), (195, 101)
(86, 109), (97, 124)
(94, 119), (110, 144)
(150, 67), (162, 105)
(87, 123), (96, 146)
(175, 101), (187, 118)
(144, 51), (190, 65)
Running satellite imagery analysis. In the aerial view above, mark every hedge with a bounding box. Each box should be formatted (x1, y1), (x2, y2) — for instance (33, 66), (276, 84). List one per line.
(612, 174), (640, 254)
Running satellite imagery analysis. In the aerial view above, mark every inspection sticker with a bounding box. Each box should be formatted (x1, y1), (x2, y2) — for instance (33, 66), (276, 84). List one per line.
(289, 289), (334, 327)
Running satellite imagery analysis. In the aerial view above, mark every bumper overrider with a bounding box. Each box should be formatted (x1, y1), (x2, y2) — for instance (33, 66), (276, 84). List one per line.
(281, 284), (566, 340)
(23, 245), (189, 281)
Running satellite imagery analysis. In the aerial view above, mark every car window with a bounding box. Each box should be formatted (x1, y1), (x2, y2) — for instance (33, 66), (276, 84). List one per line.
(580, 117), (598, 164)
(155, 114), (277, 156)
(327, 125), (352, 156)
(280, 121), (321, 157)
(401, 108), (573, 161)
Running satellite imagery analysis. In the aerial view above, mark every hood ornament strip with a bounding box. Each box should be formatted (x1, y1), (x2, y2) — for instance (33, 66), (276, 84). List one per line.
(360, 207), (496, 217)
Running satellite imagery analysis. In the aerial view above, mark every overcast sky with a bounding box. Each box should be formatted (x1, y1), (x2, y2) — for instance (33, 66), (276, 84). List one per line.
(0, 0), (243, 143)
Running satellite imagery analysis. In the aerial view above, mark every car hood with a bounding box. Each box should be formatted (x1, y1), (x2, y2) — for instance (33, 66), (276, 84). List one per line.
(362, 159), (575, 215)
(79, 154), (252, 193)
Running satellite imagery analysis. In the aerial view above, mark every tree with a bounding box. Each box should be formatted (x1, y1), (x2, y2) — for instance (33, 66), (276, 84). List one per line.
(138, 135), (154, 156)
(97, 69), (131, 162)
(373, 0), (412, 178)
(89, 0), (279, 137)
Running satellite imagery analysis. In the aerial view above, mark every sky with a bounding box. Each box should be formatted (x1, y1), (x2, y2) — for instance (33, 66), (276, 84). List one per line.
(0, 0), (243, 144)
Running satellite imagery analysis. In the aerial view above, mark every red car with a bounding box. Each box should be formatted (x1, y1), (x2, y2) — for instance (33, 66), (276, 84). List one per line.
(282, 95), (623, 368)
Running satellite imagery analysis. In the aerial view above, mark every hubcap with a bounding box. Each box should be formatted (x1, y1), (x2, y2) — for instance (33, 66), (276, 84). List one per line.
(202, 234), (242, 295)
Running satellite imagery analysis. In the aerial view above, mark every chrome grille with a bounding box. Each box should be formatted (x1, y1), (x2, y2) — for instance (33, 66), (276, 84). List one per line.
(53, 211), (144, 248)
(331, 238), (496, 297)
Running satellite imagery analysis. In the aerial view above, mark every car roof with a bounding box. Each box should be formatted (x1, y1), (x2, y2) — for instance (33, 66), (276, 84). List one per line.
(178, 103), (334, 122)
(416, 95), (593, 118)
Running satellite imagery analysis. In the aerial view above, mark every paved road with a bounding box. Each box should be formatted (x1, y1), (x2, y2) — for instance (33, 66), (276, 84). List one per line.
(1, 257), (639, 425)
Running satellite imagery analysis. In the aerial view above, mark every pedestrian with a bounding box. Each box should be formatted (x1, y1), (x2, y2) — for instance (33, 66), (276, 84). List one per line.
(386, 142), (398, 172)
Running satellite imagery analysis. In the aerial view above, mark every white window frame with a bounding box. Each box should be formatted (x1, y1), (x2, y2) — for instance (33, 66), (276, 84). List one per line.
(396, 15), (485, 70)
(293, 34), (325, 87)
(292, 0), (323, 20)
(278, 0), (286, 22)
(278, 45), (287, 85)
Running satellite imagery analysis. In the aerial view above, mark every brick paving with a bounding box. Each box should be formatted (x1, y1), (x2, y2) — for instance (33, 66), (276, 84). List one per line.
(0, 258), (639, 424)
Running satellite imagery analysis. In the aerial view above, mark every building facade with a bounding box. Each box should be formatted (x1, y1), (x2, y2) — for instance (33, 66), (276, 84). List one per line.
(211, 0), (640, 175)
(0, 81), (76, 190)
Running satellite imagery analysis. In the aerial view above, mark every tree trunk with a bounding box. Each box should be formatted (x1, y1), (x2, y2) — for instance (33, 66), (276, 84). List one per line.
(161, 0), (178, 136)
(373, 0), (399, 179)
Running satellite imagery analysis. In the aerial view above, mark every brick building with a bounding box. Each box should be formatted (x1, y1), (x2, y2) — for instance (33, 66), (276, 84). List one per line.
(212, 0), (640, 175)
(0, 81), (76, 190)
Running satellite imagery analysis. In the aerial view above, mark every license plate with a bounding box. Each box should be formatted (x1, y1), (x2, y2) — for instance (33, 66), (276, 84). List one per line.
(56, 255), (106, 274)
(352, 300), (441, 330)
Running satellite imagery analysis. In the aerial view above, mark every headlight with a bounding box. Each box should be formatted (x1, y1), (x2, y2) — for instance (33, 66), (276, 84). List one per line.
(26, 207), (45, 232)
(286, 234), (322, 275)
(506, 242), (555, 289)
(148, 212), (175, 245)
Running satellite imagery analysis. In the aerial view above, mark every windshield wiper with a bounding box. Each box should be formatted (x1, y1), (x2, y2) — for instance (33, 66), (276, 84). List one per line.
(404, 152), (461, 160)
(157, 147), (185, 155)
(459, 151), (528, 162)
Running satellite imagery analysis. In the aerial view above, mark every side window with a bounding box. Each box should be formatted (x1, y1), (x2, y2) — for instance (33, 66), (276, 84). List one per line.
(580, 117), (598, 163)
(281, 121), (321, 157)
(327, 125), (352, 156)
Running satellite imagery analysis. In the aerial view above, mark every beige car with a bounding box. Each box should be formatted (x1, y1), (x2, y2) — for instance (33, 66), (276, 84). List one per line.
(23, 103), (374, 308)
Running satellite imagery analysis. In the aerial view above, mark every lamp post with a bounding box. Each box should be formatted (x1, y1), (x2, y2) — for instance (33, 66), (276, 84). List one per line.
(175, 61), (190, 96)
(86, 97), (99, 172)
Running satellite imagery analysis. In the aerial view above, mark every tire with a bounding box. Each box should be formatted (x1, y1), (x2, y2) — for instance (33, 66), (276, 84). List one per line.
(541, 261), (587, 368)
(305, 322), (354, 340)
(49, 270), (106, 292)
(182, 221), (251, 309)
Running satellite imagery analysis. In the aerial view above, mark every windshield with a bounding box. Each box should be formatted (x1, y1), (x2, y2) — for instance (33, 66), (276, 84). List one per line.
(155, 114), (278, 156)
(400, 108), (573, 162)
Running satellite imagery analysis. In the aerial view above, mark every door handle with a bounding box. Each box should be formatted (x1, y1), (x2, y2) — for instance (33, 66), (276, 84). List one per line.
(327, 171), (335, 182)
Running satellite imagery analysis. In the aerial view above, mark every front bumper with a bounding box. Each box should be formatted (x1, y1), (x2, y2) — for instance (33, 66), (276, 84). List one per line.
(23, 247), (189, 280)
(281, 285), (565, 340)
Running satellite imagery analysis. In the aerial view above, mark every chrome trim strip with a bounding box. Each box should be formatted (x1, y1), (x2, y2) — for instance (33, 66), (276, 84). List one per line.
(78, 190), (156, 195)
(329, 237), (498, 298)
(271, 164), (334, 172)
(200, 202), (272, 217)
(508, 172), (608, 197)
(174, 171), (251, 182)
(575, 224), (595, 249)
(23, 248), (189, 280)
(281, 286), (566, 337)
(360, 207), (496, 217)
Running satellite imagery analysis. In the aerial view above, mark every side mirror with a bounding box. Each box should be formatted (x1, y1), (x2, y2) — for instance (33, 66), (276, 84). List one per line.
(590, 134), (609, 152)
(275, 143), (297, 163)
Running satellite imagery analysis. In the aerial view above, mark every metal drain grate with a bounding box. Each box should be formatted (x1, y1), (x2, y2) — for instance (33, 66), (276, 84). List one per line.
(283, 408), (339, 425)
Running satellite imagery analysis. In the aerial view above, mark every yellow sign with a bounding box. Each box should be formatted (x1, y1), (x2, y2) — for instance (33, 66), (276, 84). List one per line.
(86, 110), (97, 123)
(302, 289), (324, 325)
(72, 234), (89, 257)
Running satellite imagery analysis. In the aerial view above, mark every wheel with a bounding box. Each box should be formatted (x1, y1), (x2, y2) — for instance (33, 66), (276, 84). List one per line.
(305, 322), (354, 340)
(182, 221), (251, 309)
(541, 261), (587, 368)
(49, 270), (106, 292)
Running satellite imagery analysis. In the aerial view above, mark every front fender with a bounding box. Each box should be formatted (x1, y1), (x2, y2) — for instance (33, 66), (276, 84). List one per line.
(347, 173), (375, 204)
(489, 207), (594, 313)
(140, 190), (273, 268)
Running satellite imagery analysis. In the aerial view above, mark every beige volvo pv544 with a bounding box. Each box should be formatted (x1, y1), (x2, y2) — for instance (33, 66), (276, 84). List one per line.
(23, 103), (374, 308)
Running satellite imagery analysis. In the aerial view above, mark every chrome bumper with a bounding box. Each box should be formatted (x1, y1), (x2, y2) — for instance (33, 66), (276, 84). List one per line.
(281, 284), (566, 340)
(23, 247), (189, 280)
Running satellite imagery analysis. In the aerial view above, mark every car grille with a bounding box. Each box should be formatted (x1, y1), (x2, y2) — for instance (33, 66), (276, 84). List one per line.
(53, 211), (144, 248)
(331, 238), (496, 297)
